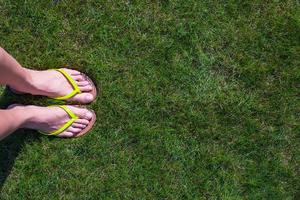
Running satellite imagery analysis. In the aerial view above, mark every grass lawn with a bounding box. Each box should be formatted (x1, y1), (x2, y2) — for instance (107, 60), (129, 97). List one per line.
(0, 0), (299, 199)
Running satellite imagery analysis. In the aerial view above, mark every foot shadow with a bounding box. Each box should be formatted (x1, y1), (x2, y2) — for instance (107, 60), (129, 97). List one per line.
(0, 88), (39, 191)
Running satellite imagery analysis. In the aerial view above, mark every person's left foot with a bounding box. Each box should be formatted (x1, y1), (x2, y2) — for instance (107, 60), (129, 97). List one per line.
(10, 68), (96, 104)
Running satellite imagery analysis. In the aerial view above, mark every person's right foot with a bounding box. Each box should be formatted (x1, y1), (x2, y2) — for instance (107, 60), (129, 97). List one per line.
(8, 105), (95, 137)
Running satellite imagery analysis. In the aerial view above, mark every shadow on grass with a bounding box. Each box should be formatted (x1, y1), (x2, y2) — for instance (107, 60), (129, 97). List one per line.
(0, 88), (39, 191)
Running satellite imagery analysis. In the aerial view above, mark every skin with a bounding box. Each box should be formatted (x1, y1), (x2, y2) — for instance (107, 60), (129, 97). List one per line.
(0, 47), (96, 140)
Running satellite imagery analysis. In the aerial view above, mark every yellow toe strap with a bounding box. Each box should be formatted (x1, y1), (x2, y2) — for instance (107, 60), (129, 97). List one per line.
(52, 69), (81, 100)
(40, 105), (79, 136)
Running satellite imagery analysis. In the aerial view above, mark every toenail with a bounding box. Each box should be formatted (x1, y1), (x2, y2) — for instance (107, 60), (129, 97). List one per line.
(85, 111), (93, 120)
(85, 94), (94, 102)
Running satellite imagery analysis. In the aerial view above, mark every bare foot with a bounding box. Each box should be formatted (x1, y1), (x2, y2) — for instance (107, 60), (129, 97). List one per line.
(11, 68), (96, 104)
(8, 105), (95, 137)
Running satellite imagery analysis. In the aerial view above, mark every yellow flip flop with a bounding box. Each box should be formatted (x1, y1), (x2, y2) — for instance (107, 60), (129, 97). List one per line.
(9, 68), (97, 103)
(51, 69), (97, 102)
(52, 69), (82, 100)
(40, 105), (96, 137)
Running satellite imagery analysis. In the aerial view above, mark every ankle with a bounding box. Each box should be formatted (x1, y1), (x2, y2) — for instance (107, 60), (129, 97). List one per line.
(9, 106), (34, 128)
(8, 68), (34, 91)
(21, 69), (41, 91)
(9, 69), (44, 95)
(23, 68), (34, 85)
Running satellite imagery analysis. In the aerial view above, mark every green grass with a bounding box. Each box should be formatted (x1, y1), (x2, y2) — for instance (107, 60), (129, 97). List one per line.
(0, 0), (299, 199)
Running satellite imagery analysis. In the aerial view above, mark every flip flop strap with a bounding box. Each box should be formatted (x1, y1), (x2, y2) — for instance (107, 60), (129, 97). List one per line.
(40, 105), (79, 136)
(52, 69), (81, 100)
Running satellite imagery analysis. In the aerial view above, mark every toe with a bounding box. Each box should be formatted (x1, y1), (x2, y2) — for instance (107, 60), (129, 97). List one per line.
(67, 126), (82, 133)
(84, 93), (94, 103)
(77, 81), (90, 86)
(75, 119), (90, 125)
(70, 106), (94, 120)
(57, 131), (75, 138)
(73, 74), (86, 82)
(84, 111), (93, 120)
(72, 123), (87, 129)
(68, 93), (94, 104)
(62, 68), (81, 75)
(79, 85), (93, 92)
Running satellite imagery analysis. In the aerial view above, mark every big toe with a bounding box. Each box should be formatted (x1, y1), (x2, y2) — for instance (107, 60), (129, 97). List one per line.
(69, 93), (94, 104)
(85, 94), (94, 103)
(66, 106), (94, 121)
(84, 110), (94, 120)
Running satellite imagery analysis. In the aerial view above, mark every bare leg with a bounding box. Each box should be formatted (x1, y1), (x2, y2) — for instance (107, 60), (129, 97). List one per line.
(0, 47), (34, 91)
(0, 47), (33, 139)
(0, 47), (94, 102)
(0, 105), (94, 141)
(0, 108), (29, 140)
